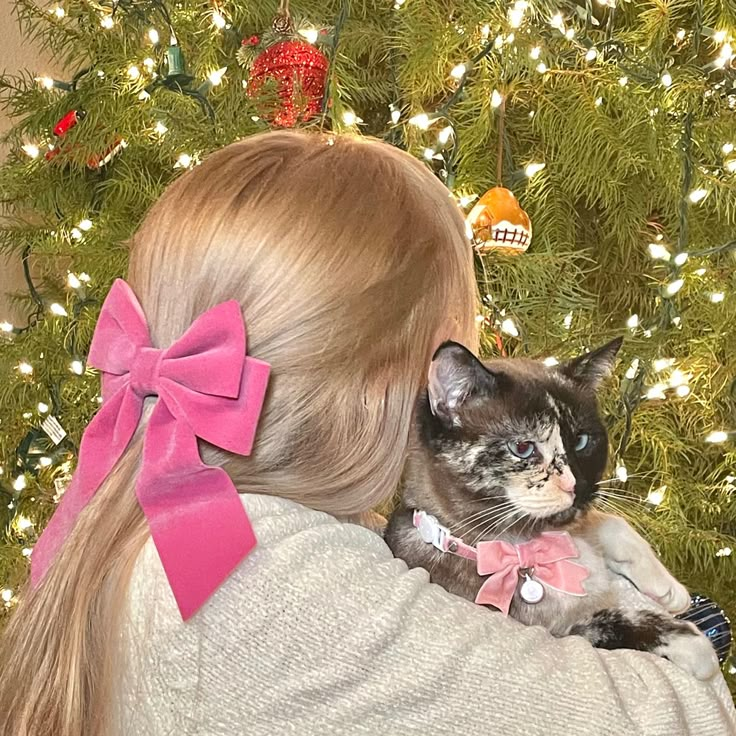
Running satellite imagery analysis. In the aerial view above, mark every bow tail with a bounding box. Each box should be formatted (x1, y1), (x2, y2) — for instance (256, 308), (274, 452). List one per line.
(474, 566), (518, 615)
(32, 388), (142, 586)
(137, 402), (256, 620)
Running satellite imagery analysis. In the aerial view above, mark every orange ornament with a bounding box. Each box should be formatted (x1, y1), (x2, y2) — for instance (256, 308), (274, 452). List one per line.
(466, 187), (532, 254)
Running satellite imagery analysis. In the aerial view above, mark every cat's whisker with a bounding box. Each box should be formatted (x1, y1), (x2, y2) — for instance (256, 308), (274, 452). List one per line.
(461, 507), (519, 540)
(470, 512), (519, 545)
(453, 501), (517, 532)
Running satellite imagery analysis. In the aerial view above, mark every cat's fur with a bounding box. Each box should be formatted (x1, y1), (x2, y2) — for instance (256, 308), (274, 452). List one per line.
(385, 340), (718, 679)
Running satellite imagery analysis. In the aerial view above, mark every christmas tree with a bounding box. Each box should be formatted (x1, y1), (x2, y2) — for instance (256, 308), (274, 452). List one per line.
(0, 0), (734, 691)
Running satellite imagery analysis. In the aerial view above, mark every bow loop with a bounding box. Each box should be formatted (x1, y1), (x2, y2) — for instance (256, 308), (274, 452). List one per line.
(32, 279), (271, 620)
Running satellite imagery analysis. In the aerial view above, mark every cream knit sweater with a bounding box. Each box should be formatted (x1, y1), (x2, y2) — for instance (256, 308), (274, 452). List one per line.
(120, 494), (736, 735)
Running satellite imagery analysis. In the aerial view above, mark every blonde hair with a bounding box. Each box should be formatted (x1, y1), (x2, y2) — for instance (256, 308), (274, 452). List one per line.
(0, 131), (477, 735)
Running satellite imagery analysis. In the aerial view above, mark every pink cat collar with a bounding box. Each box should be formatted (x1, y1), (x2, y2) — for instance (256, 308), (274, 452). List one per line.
(31, 279), (271, 620)
(413, 509), (589, 615)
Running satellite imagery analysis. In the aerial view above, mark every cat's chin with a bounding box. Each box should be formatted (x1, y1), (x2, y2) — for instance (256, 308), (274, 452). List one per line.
(527, 506), (579, 530)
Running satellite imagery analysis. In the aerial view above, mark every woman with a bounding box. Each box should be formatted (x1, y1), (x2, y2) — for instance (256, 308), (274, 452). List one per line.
(0, 132), (733, 735)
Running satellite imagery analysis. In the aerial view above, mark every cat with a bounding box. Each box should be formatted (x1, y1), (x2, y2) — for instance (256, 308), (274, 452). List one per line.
(385, 339), (719, 680)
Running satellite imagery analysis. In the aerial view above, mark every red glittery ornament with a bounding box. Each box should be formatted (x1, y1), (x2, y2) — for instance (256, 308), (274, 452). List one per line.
(247, 39), (328, 128)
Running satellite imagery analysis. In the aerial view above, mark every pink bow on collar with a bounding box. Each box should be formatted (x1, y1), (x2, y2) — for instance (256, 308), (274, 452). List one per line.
(475, 532), (589, 615)
(31, 279), (270, 620)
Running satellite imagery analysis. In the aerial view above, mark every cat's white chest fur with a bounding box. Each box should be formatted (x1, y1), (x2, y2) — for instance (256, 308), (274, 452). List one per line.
(509, 535), (615, 635)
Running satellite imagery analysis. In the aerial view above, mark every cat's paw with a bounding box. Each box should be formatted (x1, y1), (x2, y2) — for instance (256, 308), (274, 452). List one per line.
(654, 625), (720, 680)
(598, 516), (691, 614)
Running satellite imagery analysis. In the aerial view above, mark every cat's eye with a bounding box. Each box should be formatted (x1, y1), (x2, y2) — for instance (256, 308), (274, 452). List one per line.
(508, 440), (536, 459)
(575, 433), (590, 451)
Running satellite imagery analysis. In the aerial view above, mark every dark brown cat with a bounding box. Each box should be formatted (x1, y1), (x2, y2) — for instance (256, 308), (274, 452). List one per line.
(385, 340), (718, 679)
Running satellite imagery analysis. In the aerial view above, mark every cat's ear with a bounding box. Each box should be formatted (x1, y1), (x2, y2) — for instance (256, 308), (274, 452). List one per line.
(428, 341), (496, 427)
(560, 337), (623, 390)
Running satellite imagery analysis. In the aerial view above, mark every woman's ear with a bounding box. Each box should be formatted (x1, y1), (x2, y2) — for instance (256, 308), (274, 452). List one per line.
(428, 342), (496, 427)
(559, 337), (623, 390)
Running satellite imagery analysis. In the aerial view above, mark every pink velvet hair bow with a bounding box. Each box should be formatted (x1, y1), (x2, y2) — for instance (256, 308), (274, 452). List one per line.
(475, 532), (589, 615)
(31, 279), (271, 620)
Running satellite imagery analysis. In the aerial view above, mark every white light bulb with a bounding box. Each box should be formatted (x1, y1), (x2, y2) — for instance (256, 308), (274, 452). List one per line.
(585, 47), (597, 61)
(676, 385), (690, 397)
(438, 126), (453, 144)
(154, 121), (168, 135)
(648, 242), (670, 260)
(525, 162), (546, 177)
(79, 272), (90, 282)
(70, 227), (83, 241)
(725, 159), (736, 173)
(208, 67), (227, 86)
(143, 57), (155, 72)
(719, 42), (733, 61)
(722, 143), (734, 154)
(491, 89), (504, 108)
(475, 314), (486, 324)
(100, 15), (114, 29)
(342, 111), (357, 126)
(17, 516), (33, 530)
(13, 475), (27, 491)
(646, 384), (667, 400)
(669, 369), (688, 387)
(665, 278), (684, 296)
(713, 30), (727, 44)
(543, 357), (559, 367)
(78, 218), (93, 231)
(21, 143), (40, 159)
(706, 430), (729, 444)
(127, 66), (141, 80)
(694, 267), (707, 276)
(298, 28), (319, 44)
(0, 321), (13, 333)
(615, 463), (628, 482)
(18, 362), (33, 375)
(710, 292), (725, 303)
(53, 6), (65, 18)
(676, 29), (686, 41)
(390, 107), (401, 125)
(138, 90), (151, 101)
(536, 62), (548, 74)
(39, 456), (53, 467)
(625, 359), (640, 379)
(409, 113), (430, 129)
(565, 28), (575, 40)
(50, 303), (67, 316)
(176, 153), (193, 168)
(212, 11), (227, 29)
(688, 188), (708, 203)
(563, 312), (573, 329)
(70, 360), (84, 375)
(66, 272), (81, 289)
(530, 46), (541, 60)
(653, 358), (674, 373)
(501, 318), (519, 337)
(716, 546), (733, 557)
(618, 76), (628, 86)
(673, 252), (688, 266)
(550, 13), (564, 31)
(38, 402), (49, 413)
(148, 28), (159, 44)
(595, 97), (603, 106)
(1, 589), (12, 603)
(661, 72), (672, 87)
(423, 148), (435, 160)
(22, 548), (32, 557)
(508, 7), (524, 27)
(450, 63), (466, 80)
(37, 76), (55, 90)
(646, 486), (666, 505)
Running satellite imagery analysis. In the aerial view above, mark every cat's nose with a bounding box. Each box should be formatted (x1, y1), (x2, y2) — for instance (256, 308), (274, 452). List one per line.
(557, 467), (576, 495)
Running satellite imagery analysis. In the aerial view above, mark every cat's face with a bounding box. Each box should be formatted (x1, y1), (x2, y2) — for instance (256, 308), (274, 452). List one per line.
(421, 339), (622, 532)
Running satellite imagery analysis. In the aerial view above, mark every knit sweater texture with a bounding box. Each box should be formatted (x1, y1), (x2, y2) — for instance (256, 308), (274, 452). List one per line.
(119, 493), (736, 735)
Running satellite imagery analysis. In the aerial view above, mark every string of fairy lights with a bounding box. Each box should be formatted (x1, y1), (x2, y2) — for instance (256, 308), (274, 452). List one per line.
(0, 0), (735, 618)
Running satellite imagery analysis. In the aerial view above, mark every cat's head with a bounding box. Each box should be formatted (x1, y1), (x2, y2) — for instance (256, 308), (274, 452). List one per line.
(421, 338), (622, 531)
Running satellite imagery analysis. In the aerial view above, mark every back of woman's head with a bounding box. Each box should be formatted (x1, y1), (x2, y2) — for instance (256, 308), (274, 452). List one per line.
(129, 130), (477, 514)
(0, 130), (476, 736)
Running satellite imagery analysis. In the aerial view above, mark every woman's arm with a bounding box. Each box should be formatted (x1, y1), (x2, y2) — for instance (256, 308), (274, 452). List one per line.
(124, 502), (736, 736)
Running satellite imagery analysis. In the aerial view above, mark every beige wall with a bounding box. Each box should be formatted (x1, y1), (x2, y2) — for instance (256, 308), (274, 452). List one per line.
(1, 1), (66, 324)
